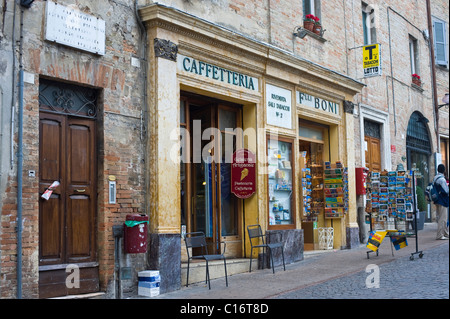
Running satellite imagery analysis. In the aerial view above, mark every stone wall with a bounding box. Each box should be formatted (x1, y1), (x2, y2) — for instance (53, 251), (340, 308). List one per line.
(0, 0), (147, 298)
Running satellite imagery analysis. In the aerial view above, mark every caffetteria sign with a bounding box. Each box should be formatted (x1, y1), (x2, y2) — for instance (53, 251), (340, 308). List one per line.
(178, 55), (259, 92)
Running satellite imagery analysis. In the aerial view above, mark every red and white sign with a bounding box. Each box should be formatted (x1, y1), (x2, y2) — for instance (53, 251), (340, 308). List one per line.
(231, 149), (256, 199)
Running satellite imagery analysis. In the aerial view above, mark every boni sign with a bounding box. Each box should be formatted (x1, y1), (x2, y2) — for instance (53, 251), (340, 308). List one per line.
(231, 149), (256, 199)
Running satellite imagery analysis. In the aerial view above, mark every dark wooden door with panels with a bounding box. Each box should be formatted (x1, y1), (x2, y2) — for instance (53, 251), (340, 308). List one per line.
(38, 79), (99, 298)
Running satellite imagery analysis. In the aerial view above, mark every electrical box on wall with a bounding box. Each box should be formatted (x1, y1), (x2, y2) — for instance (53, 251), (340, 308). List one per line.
(108, 176), (117, 204)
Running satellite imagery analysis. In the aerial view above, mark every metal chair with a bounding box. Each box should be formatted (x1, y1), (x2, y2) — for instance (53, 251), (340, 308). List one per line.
(184, 232), (228, 289)
(247, 224), (285, 273)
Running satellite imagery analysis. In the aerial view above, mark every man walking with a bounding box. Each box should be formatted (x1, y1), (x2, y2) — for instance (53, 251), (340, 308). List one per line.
(434, 164), (449, 240)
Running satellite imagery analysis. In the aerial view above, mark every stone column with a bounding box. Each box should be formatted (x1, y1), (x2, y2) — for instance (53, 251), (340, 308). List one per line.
(147, 38), (181, 293)
(344, 101), (360, 248)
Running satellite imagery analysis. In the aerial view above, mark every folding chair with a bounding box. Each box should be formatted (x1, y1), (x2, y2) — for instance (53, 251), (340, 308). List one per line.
(247, 224), (285, 273)
(184, 232), (228, 289)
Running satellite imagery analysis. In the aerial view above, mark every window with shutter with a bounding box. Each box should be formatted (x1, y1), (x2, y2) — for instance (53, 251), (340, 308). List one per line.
(433, 18), (448, 67)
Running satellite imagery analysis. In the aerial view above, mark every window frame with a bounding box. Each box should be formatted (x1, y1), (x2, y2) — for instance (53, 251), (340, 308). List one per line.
(432, 17), (448, 67)
(267, 135), (297, 230)
(409, 36), (419, 75)
(362, 2), (377, 45)
(303, 0), (321, 21)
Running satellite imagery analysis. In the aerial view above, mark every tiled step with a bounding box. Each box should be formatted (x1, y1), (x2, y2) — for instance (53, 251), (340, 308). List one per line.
(181, 258), (250, 286)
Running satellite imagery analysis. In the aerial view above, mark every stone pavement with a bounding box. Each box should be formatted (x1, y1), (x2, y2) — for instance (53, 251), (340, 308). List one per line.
(139, 223), (449, 300)
(275, 242), (448, 299)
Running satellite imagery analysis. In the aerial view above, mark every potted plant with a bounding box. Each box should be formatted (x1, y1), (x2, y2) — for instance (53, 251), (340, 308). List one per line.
(304, 14), (315, 32)
(313, 16), (322, 35)
(412, 74), (421, 86)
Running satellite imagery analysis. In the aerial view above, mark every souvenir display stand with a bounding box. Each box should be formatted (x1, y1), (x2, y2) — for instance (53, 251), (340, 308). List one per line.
(300, 157), (348, 250)
(324, 161), (348, 219)
(364, 169), (423, 259)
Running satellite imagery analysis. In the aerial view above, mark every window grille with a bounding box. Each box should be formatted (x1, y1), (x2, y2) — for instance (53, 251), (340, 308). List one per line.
(406, 112), (431, 154)
(39, 78), (98, 119)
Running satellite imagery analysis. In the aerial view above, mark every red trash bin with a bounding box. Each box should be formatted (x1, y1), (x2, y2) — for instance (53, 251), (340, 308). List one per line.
(124, 214), (148, 253)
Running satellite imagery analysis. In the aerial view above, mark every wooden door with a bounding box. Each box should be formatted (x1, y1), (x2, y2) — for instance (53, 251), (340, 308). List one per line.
(365, 136), (381, 172)
(39, 112), (98, 298)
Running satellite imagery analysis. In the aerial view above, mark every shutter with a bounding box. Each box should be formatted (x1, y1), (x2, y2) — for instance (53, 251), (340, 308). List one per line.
(433, 19), (448, 66)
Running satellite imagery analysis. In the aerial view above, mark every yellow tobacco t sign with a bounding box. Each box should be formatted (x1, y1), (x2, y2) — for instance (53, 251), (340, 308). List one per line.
(363, 43), (381, 77)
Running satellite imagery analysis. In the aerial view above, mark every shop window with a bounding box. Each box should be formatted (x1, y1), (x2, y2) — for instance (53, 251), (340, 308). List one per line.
(268, 136), (295, 228)
(299, 125), (323, 142)
(433, 18), (448, 67)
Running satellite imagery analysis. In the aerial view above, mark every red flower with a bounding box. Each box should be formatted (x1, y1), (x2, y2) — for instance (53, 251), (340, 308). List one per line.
(412, 74), (421, 80)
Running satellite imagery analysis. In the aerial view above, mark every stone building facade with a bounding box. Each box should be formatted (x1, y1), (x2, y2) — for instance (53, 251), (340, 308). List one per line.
(1, 0), (147, 298)
(0, 0), (448, 299)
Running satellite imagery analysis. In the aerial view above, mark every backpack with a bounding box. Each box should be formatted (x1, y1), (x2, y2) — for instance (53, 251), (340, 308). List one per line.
(426, 176), (449, 207)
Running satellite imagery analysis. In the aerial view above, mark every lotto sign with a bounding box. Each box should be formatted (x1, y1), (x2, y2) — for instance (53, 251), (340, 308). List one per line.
(363, 44), (382, 77)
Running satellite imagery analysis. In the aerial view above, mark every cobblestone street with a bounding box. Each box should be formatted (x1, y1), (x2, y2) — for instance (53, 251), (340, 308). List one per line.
(147, 223), (449, 301)
(275, 242), (449, 299)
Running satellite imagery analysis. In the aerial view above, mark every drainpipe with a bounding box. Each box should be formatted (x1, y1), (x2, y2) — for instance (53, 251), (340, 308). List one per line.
(425, 0), (440, 153)
(387, 7), (397, 136)
(16, 2), (25, 299)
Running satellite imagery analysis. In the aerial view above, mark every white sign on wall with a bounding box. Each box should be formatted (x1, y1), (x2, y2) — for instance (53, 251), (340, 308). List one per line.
(266, 84), (292, 129)
(297, 91), (340, 116)
(45, 1), (106, 55)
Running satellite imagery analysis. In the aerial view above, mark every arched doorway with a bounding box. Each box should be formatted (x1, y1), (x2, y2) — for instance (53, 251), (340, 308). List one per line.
(406, 111), (432, 220)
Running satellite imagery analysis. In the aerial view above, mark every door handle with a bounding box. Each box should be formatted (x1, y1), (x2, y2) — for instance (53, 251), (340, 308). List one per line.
(75, 189), (86, 193)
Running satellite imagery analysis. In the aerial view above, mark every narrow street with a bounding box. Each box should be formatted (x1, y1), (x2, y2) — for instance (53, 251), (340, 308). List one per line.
(275, 242), (449, 299)
(144, 223), (449, 300)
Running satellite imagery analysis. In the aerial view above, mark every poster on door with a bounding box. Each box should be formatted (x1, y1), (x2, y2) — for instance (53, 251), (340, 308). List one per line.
(231, 149), (256, 199)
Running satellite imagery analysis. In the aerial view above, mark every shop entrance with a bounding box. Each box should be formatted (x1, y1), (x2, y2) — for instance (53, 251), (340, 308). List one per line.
(298, 119), (330, 250)
(180, 94), (242, 257)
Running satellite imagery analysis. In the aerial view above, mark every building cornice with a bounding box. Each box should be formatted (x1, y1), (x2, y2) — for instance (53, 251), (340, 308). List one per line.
(139, 3), (365, 96)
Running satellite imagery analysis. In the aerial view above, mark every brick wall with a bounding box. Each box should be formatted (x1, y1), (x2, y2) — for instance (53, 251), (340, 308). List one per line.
(0, 0), (146, 298)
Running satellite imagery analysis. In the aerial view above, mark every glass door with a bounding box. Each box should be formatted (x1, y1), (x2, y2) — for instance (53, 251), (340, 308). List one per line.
(181, 94), (242, 256)
(190, 104), (218, 252)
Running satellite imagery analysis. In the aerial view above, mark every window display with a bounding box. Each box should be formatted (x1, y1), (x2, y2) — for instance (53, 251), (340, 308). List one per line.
(299, 141), (325, 222)
(268, 138), (294, 226)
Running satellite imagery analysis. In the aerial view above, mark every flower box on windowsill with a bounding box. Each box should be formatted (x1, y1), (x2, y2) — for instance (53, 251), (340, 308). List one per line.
(412, 78), (422, 86)
(411, 74), (422, 87)
(295, 27), (327, 42)
(411, 81), (424, 92)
